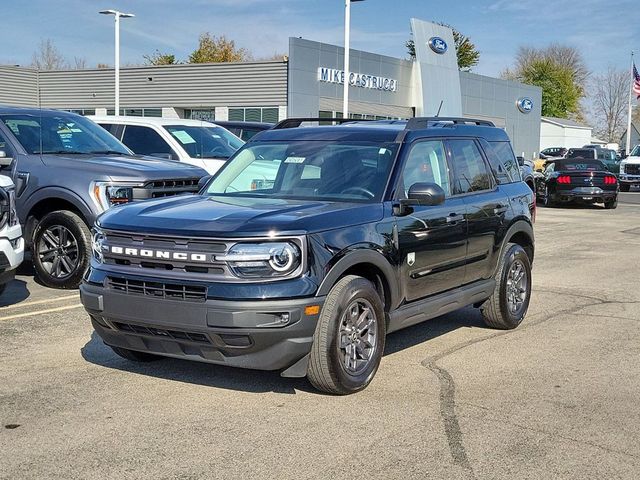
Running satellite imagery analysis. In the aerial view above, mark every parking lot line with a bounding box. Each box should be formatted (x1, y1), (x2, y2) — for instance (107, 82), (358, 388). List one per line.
(0, 303), (83, 322)
(0, 294), (80, 311)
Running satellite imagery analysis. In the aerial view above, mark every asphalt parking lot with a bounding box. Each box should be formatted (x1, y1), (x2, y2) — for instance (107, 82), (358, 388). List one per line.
(1, 197), (639, 480)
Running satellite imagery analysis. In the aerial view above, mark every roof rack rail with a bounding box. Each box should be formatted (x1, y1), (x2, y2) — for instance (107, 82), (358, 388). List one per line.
(405, 117), (495, 130)
(272, 117), (371, 130)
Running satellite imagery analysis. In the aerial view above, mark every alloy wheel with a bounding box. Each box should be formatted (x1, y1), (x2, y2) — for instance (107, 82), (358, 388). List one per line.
(38, 225), (79, 279)
(338, 298), (378, 376)
(506, 259), (528, 315)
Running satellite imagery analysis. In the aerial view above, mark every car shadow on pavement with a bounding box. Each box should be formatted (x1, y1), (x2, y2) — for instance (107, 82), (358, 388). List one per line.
(81, 306), (487, 395)
(0, 259), (35, 307)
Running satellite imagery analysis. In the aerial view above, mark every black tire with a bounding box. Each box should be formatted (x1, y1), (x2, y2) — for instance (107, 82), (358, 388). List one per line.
(110, 346), (162, 362)
(481, 243), (532, 330)
(32, 210), (91, 289)
(307, 275), (386, 395)
(543, 187), (555, 207)
(604, 197), (618, 209)
(620, 184), (630, 192)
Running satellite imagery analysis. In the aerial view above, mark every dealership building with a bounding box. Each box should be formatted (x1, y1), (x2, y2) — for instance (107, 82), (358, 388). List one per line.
(0, 19), (542, 157)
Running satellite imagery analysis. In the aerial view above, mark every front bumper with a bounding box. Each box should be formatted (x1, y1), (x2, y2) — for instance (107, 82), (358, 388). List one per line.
(0, 224), (24, 285)
(619, 174), (640, 185)
(80, 281), (325, 374)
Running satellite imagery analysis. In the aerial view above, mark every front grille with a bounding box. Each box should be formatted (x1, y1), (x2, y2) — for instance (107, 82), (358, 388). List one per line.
(131, 178), (200, 201)
(146, 179), (200, 198)
(107, 276), (207, 302)
(113, 321), (211, 344)
(625, 164), (640, 175)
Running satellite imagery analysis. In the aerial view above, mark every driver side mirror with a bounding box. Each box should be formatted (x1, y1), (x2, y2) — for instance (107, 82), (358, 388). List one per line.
(407, 182), (446, 206)
(516, 156), (526, 167)
(198, 175), (212, 191)
(0, 150), (13, 167)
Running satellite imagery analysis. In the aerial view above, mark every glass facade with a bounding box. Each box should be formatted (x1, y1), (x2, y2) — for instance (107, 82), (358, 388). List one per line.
(106, 108), (163, 117)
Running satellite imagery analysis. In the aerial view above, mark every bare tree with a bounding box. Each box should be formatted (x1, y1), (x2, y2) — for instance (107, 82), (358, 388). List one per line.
(31, 39), (66, 70)
(591, 67), (630, 143)
(72, 56), (87, 69)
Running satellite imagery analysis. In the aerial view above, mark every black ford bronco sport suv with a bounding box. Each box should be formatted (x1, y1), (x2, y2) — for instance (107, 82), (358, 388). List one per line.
(81, 117), (535, 394)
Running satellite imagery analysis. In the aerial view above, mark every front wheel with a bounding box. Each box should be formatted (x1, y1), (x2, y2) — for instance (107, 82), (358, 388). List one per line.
(32, 210), (91, 289)
(307, 275), (386, 395)
(543, 187), (555, 207)
(481, 243), (532, 330)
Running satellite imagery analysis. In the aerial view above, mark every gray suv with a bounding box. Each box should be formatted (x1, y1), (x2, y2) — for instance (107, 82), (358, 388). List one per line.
(0, 107), (207, 289)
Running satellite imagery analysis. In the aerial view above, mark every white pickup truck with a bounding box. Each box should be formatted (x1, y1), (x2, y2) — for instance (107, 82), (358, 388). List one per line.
(619, 145), (640, 192)
(0, 174), (24, 294)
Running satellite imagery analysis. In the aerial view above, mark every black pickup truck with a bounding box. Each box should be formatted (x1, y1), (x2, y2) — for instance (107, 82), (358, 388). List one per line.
(81, 117), (535, 394)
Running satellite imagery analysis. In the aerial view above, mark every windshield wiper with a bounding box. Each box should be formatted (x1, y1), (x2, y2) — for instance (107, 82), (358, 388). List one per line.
(89, 150), (128, 155)
(38, 150), (86, 155)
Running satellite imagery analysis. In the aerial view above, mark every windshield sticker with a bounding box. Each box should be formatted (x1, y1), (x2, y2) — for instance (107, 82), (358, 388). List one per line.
(284, 156), (306, 164)
(172, 130), (197, 144)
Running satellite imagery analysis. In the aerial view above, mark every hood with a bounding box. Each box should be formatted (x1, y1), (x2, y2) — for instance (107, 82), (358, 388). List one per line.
(41, 154), (207, 181)
(622, 156), (640, 164)
(98, 194), (384, 237)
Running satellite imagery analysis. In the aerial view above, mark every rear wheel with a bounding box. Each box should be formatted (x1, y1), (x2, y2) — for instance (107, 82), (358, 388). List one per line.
(307, 275), (386, 395)
(481, 243), (532, 330)
(604, 197), (618, 209)
(110, 346), (162, 362)
(620, 184), (630, 192)
(32, 210), (91, 289)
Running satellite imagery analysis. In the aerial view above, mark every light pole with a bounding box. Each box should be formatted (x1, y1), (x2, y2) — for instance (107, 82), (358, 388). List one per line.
(99, 9), (135, 116)
(343, 0), (364, 119)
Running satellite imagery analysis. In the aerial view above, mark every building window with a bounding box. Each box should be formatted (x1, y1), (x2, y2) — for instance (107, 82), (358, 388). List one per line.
(184, 108), (215, 122)
(106, 108), (162, 117)
(66, 108), (96, 116)
(318, 111), (403, 121)
(229, 107), (279, 123)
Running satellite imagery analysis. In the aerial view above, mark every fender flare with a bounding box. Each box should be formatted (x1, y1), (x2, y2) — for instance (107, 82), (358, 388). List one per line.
(316, 249), (399, 309)
(21, 186), (95, 224)
(497, 219), (535, 268)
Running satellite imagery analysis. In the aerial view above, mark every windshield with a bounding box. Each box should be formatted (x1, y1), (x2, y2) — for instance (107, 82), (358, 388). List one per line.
(205, 141), (398, 202)
(630, 145), (640, 157)
(164, 125), (243, 159)
(1, 112), (131, 155)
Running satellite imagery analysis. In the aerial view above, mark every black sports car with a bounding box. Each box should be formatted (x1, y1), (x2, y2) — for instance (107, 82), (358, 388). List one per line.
(536, 158), (618, 209)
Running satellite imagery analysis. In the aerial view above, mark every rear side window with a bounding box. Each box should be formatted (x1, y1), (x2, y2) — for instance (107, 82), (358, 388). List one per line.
(122, 125), (174, 158)
(486, 140), (520, 183)
(449, 139), (494, 194)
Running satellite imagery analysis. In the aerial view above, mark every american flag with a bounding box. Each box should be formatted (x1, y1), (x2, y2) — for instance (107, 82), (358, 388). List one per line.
(634, 62), (640, 99)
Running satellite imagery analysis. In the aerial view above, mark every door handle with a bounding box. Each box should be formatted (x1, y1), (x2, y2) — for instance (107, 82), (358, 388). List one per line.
(494, 205), (508, 215)
(446, 213), (464, 224)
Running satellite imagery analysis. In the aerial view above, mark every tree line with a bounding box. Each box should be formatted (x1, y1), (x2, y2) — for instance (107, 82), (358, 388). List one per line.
(28, 28), (636, 144)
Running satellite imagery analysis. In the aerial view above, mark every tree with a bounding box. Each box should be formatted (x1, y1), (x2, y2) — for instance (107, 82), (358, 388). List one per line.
(72, 56), (87, 69)
(503, 44), (587, 118)
(510, 58), (582, 117)
(188, 34), (250, 64)
(143, 50), (178, 66)
(406, 24), (480, 71)
(590, 67), (630, 143)
(31, 38), (65, 70)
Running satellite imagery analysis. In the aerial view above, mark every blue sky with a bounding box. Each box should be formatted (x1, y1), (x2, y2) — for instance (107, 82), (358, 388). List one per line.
(2, 0), (638, 76)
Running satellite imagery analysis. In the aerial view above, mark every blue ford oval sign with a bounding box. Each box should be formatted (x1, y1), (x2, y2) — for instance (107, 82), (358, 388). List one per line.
(517, 97), (533, 114)
(428, 37), (448, 55)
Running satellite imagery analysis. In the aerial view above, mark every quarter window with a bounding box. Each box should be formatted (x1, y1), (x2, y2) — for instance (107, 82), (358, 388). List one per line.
(449, 139), (493, 194)
(401, 140), (451, 197)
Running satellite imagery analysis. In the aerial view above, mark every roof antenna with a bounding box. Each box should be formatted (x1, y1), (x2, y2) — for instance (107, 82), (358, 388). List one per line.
(435, 100), (444, 117)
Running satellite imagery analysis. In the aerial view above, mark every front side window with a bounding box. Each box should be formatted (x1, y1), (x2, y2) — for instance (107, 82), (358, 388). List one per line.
(122, 125), (174, 158)
(164, 125), (244, 159)
(400, 140), (451, 197)
(206, 141), (397, 202)
(0, 113), (131, 155)
(449, 139), (493, 194)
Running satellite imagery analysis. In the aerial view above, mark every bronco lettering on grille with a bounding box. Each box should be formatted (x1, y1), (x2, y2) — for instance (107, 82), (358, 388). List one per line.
(109, 246), (210, 262)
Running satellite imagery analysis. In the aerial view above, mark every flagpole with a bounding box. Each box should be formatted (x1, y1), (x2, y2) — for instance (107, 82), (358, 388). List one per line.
(626, 51), (634, 156)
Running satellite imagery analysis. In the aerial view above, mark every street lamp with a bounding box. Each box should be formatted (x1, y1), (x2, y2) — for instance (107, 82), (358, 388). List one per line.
(99, 9), (135, 116)
(343, 0), (364, 119)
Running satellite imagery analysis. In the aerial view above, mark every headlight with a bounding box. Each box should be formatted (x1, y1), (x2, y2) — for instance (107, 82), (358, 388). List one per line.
(8, 188), (17, 227)
(216, 242), (301, 278)
(91, 228), (106, 263)
(0, 187), (10, 230)
(90, 181), (142, 212)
